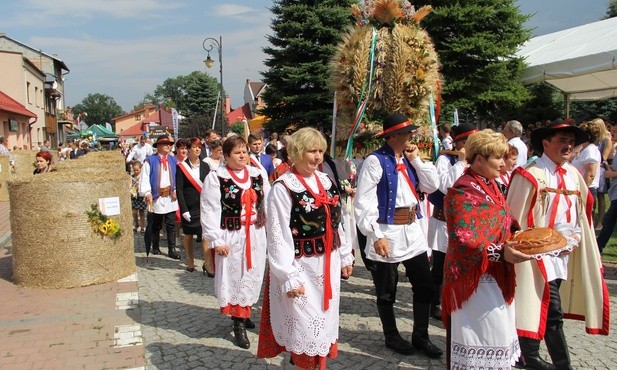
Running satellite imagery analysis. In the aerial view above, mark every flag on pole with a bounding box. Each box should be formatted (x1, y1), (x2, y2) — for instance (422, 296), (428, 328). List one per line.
(453, 109), (459, 126)
(171, 108), (179, 140)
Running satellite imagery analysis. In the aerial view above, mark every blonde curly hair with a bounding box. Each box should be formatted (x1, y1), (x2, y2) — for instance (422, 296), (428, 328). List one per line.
(287, 127), (327, 164)
(465, 129), (509, 163)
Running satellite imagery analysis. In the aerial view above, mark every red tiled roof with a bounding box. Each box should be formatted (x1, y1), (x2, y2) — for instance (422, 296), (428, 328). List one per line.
(119, 121), (145, 137)
(0, 90), (36, 118)
(112, 103), (156, 121)
(227, 103), (252, 123)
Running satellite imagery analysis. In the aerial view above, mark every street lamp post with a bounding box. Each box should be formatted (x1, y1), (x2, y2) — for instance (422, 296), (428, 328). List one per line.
(202, 36), (225, 136)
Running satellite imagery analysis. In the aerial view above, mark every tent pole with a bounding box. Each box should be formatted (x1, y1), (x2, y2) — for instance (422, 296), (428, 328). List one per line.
(564, 92), (570, 118)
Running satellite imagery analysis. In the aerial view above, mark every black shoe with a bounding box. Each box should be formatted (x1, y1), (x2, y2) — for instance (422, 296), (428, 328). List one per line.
(245, 318), (256, 329)
(430, 304), (442, 321)
(202, 262), (215, 277)
(233, 319), (250, 349)
(151, 248), (161, 255)
(385, 335), (414, 355)
(522, 356), (555, 370)
(412, 334), (443, 359)
(186, 267), (195, 272)
(168, 248), (181, 260)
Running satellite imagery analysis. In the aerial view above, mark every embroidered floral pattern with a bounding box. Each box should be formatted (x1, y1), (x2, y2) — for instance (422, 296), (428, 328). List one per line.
(486, 243), (503, 262)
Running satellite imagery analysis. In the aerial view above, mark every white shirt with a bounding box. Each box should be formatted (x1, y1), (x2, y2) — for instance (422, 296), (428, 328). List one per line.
(354, 154), (439, 263)
(508, 136), (528, 169)
(428, 154), (461, 252)
(441, 136), (453, 150)
(571, 143), (601, 189)
(126, 143), (153, 163)
(536, 155), (578, 281)
(138, 155), (178, 214)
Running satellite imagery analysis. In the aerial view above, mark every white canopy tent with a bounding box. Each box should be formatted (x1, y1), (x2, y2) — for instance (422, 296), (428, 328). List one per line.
(516, 16), (617, 116)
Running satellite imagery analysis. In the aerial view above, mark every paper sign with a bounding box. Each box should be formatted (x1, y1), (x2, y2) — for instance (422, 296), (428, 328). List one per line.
(98, 197), (121, 216)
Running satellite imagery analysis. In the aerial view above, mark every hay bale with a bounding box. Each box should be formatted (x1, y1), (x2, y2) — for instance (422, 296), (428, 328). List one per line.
(8, 169), (135, 289)
(11, 150), (37, 176)
(54, 150), (126, 173)
(0, 155), (9, 202)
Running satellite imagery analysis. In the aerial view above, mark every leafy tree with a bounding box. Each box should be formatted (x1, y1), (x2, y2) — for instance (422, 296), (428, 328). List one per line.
(571, 98), (617, 124)
(179, 113), (215, 139)
(153, 75), (190, 112)
(606, 0), (617, 18)
(414, 0), (532, 125)
(261, 0), (354, 133)
(73, 93), (124, 130)
(132, 93), (162, 112)
(508, 82), (563, 126)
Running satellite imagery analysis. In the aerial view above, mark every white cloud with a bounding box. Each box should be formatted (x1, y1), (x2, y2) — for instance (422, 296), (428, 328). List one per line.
(214, 4), (255, 17)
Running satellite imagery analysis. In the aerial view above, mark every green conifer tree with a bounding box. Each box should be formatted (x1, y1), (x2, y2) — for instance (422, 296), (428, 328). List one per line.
(414, 0), (532, 125)
(260, 0), (353, 133)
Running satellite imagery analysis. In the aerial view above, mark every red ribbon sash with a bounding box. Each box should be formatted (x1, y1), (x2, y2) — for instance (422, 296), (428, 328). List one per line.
(177, 161), (203, 193)
(227, 166), (255, 270)
(293, 170), (339, 311)
(396, 163), (420, 201)
(548, 166), (572, 228)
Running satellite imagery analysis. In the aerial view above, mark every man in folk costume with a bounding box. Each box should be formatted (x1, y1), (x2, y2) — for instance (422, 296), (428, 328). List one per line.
(426, 122), (476, 320)
(139, 135), (181, 259)
(507, 122), (610, 370)
(354, 113), (442, 358)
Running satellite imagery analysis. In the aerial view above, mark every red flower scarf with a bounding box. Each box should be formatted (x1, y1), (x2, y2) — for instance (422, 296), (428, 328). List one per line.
(441, 169), (518, 326)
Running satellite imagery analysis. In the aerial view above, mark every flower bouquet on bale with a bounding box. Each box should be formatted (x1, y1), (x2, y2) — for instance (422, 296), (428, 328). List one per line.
(331, 0), (441, 148)
(86, 203), (122, 240)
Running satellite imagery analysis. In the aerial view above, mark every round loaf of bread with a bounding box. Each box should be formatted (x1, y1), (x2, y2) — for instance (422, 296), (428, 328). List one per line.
(509, 227), (568, 255)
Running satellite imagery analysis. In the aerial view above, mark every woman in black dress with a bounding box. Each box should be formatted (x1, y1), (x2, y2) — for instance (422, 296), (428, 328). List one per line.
(176, 137), (214, 274)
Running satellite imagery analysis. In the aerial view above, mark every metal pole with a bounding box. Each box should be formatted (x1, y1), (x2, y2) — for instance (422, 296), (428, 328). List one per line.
(218, 36), (224, 136)
(202, 36), (225, 136)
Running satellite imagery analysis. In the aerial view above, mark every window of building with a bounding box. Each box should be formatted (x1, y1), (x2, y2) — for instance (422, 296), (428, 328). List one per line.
(27, 82), (31, 104)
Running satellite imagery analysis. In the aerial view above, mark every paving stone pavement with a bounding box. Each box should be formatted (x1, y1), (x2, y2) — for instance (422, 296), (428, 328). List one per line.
(134, 234), (617, 370)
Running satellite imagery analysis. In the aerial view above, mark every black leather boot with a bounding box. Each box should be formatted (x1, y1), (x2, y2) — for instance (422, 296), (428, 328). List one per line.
(519, 337), (555, 370)
(411, 302), (443, 358)
(377, 304), (414, 355)
(544, 328), (572, 370)
(232, 317), (250, 349)
(244, 317), (256, 329)
(168, 247), (180, 260)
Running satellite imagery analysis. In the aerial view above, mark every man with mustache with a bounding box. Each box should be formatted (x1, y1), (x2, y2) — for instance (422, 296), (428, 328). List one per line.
(506, 120), (610, 370)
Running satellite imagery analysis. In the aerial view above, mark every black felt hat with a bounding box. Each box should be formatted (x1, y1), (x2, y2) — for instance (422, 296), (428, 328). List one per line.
(451, 122), (477, 143)
(379, 113), (419, 138)
(530, 120), (588, 153)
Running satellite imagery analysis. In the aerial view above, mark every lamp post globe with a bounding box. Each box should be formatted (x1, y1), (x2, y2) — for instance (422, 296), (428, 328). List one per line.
(202, 36), (225, 135)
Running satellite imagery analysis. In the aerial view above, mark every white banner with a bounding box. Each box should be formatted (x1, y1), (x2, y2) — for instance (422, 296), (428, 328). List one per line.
(171, 108), (179, 140)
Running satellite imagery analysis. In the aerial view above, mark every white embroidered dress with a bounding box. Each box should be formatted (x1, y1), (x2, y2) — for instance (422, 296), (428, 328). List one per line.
(266, 171), (354, 356)
(200, 165), (270, 309)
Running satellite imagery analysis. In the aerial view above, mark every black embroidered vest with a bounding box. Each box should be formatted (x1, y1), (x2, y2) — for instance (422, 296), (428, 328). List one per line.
(282, 178), (341, 258)
(219, 174), (265, 230)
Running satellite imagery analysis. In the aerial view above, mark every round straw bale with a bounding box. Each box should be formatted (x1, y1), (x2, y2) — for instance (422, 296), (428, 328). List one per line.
(8, 170), (135, 289)
(11, 150), (37, 176)
(54, 150), (126, 173)
(0, 155), (9, 202)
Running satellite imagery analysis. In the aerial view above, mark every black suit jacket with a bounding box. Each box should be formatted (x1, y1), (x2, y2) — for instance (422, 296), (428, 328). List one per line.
(176, 159), (210, 215)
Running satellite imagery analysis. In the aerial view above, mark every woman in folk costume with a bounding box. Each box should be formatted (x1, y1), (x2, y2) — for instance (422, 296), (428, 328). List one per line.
(443, 129), (533, 369)
(257, 127), (354, 370)
(200, 135), (270, 349)
(506, 121), (610, 369)
(176, 137), (214, 275)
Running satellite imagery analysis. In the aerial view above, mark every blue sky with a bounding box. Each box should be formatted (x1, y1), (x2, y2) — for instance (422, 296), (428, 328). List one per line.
(1, 0), (609, 112)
